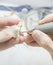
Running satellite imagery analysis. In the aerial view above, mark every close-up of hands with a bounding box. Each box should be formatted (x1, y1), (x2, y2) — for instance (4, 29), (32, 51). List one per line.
(0, 13), (53, 60)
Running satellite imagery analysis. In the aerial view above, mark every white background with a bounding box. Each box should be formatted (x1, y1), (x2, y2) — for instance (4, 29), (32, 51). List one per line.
(0, 0), (53, 65)
(0, 0), (53, 7)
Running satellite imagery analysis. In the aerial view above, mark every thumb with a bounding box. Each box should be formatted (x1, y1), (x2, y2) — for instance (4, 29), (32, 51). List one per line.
(32, 30), (53, 50)
(32, 30), (53, 59)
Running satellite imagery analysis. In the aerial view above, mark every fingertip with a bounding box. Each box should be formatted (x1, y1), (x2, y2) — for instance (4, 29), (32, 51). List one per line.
(32, 30), (44, 43)
(38, 19), (46, 25)
(0, 16), (21, 27)
(32, 30), (40, 37)
(38, 14), (53, 25)
(7, 18), (20, 26)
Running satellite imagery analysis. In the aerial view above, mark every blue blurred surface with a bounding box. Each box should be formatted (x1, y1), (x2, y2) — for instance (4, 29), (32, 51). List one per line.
(0, 5), (53, 12)
(0, 5), (32, 12)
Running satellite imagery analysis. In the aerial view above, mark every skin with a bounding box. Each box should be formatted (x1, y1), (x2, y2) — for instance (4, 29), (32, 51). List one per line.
(0, 16), (22, 50)
(0, 13), (53, 59)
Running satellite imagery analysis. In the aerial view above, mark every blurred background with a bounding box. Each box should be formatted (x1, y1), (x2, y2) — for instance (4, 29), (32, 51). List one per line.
(0, 0), (53, 65)
(0, 0), (53, 7)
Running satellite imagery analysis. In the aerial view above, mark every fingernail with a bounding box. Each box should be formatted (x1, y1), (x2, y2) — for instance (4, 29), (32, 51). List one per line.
(38, 21), (42, 25)
(38, 20), (44, 25)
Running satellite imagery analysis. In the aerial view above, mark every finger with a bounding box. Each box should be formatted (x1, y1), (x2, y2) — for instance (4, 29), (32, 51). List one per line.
(38, 14), (53, 25)
(32, 30), (53, 59)
(23, 35), (39, 46)
(26, 41), (39, 46)
(16, 33), (34, 43)
(32, 30), (53, 49)
(24, 35), (34, 43)
(16, 35), (25, 43)
(0, 16), (20, 27)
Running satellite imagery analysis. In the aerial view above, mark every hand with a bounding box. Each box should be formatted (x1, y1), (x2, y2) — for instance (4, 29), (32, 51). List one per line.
(0, 16), (23, 50)
(21, 14), (53, 59)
